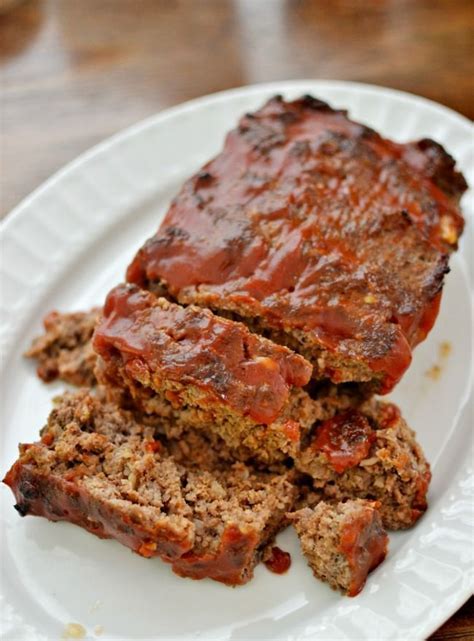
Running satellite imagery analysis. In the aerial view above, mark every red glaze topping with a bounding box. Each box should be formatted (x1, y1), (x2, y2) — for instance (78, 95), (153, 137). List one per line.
(339, 505), (388, 596)
(93, 284), (312, 424)
(172, 524), (260, 586)
(375, 402), (401, 430)
(311, 410), (376, 473)
(127, 96), (465, 392)
(264, 546), (292, 574)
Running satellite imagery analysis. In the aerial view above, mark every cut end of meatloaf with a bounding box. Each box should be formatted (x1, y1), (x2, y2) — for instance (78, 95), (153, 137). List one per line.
(3, 390), (296, 586)
(93, 283), (317, 463)
(25, 309), (100, 386)
(296, 401), (431, 529)
(125, 95), (465, 393)
(289, 499), (388, 596)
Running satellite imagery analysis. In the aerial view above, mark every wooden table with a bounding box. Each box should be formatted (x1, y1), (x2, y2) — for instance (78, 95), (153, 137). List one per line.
(1, 0), (472, 637)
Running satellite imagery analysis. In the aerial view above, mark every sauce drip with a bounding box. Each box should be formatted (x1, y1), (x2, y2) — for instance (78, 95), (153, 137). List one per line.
(264, 546), (292, 574)
(311, 410), (376, 473)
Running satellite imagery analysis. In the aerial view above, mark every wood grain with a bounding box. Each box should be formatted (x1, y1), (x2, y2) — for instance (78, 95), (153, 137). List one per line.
(0, 1), (472, 637)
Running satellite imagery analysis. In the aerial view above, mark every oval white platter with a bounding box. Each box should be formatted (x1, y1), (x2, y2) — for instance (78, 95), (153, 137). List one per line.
(0, 80), (473, 641)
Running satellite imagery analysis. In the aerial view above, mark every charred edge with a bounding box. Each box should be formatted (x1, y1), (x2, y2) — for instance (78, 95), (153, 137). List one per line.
(14, 503), (29, 516)
(300, 94), (333, 111)
(415, 138), (468, 199)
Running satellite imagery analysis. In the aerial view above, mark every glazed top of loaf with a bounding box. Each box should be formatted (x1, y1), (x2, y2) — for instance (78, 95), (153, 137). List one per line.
(126, 95), (466, 392)
(93, 284), (312, 424)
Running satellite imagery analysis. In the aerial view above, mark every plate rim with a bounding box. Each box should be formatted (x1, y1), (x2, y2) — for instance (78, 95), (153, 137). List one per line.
(1, 79), (473, 640)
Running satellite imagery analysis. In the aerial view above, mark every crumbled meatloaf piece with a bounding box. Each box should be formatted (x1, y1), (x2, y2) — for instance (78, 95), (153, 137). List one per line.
(289, 500), (388, 596)
(93, 283), (318, 464)
(26, 309), (100, 386)
(127, 95), (466, 393)
(296, 402), (431, 529)
(3, 390), (296, 586)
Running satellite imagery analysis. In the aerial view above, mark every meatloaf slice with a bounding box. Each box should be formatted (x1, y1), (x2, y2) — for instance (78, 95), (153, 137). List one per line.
(127, 95), (466, 393)
(289, 500), (388, 596)
(93, 284), (320, 464)
(3, 390), (296, 586)
(296, 401), (431, 529)
(26, 308), (100, 386)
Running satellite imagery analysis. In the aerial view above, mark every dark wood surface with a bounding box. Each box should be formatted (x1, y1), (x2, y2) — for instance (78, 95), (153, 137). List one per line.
(0, 1), (472, 637)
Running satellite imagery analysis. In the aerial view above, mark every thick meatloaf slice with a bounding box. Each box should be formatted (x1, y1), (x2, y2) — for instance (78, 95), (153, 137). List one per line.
(93, 283), (320, 464)
(127, 95), (466, 393)
(3, 390), (296, 586)
(26, 309), (100, 386)
(296, 402), (431, 529)
(289, 500), (388, 596)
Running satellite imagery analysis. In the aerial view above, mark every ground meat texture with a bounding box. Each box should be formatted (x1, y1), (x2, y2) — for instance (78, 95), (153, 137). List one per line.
(289, 500), (388, 596)
(296, 402), (431, 529)
(3, 390), (297, 586)
(26, 309), (100, 386)
(126, 95), (466, 394)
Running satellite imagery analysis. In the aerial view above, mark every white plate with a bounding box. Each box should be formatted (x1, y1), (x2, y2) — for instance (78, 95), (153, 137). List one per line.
(1, 81), (473, 641)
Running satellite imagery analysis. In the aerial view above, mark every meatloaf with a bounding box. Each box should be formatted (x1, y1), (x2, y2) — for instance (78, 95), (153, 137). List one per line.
(22, 291), (430, 528)
(93, 283), (320, 464)
(26, 308), (100, 386)
(289, 500), (388, 596)
(93, 285), (382, 465)
(3, 390), (297, 586)
(296, 401), (431, 529)
(127, 95), (466, 393)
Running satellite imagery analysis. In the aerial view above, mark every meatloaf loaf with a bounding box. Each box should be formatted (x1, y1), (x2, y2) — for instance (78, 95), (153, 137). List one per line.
(126, 95), (466, 393)
(289, 499), (388, 596)
(3, 390), (297, 586)
(296, 402), (431, 529)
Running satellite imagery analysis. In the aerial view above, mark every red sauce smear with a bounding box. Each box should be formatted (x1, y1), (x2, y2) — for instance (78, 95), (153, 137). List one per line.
(339, 506), (388, 596)
(264, 546), (292, 574)
(376, 402), (401, 430)
(311, 410), (376, 473)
